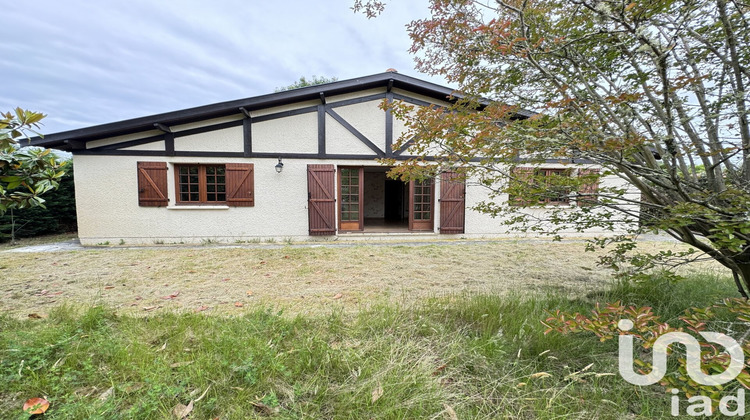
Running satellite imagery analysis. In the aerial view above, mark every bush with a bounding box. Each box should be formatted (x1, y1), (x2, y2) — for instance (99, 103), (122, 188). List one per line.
(0, 160), (76, 241)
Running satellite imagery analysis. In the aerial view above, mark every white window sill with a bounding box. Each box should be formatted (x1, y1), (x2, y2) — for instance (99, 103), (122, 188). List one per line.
(167, 205), (229, 210)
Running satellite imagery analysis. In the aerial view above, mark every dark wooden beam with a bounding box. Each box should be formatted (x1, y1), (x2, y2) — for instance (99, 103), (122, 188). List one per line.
(154, 123), (172, 133)
(317, 104), (325, 155)
(243, 117), (252, 157)
(319, 92), (326, 105)
(385, 91), (394, 157)
(165, 133), (175, 156)
(63, 139), (86, 150)
(238, 107), (252, 118)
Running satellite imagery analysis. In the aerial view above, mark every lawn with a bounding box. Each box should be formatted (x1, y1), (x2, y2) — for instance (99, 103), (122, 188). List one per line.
(0, 239), (704, 318)
(0, 239), (737, 419)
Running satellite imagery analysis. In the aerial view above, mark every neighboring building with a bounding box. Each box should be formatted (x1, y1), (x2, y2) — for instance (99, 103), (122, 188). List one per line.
(31, 71), (632, 245)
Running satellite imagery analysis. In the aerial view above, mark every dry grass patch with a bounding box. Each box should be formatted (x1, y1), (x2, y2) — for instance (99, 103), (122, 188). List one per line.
(0, 240), (711, 317)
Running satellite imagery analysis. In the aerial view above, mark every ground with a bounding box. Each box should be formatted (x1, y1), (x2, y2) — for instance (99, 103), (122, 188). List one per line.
(0, 238), (714, 318)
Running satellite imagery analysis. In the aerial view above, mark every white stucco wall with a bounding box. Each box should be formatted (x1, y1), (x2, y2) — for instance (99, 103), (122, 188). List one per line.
(71, 88), (638, 244)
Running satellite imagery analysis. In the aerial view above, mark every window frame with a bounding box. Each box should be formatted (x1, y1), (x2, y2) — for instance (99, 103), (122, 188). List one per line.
(535, 168), (572, 205)
(174, 164), (228, 205)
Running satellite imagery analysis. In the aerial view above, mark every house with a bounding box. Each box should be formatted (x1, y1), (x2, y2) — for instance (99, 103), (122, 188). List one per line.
(31, 71), (631, 245)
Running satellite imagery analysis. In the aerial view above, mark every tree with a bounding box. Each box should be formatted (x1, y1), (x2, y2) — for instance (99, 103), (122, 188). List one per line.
(274, 75), (339, 92)
(0, 109), (67, 216)
(355, 0), (750, 296)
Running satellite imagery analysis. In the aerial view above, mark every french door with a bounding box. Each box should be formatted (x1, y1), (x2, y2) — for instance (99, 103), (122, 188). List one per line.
(409, 179), (434, 231)
(338, 166), (364, 231)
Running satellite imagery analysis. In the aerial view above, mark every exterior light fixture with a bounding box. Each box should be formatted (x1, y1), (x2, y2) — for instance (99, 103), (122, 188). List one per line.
(275, 157), (284, 173)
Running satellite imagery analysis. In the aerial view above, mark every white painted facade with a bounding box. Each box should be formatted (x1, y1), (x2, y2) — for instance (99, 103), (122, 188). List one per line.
(40, 73), (637, 245)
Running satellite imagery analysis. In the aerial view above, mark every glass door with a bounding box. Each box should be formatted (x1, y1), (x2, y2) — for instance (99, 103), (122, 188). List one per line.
(338, 167), (364, 231)
(409, 179), (434, 231)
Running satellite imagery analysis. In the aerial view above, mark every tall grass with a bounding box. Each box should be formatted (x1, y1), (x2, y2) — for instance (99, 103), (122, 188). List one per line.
(0, 273), (736, 419)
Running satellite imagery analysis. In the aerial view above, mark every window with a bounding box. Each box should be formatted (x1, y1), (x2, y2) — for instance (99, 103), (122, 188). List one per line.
(176, 165), (226, 204)
(509, 167), (572, 206)
(535, 168), (571, 205)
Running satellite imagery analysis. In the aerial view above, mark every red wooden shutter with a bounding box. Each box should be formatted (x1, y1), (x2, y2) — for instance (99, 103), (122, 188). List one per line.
(439, 171), (465, 234)
(577, 168), (600, 207)
(137, 161), (168, 207)
(307, 164), (336, 236)
(509, 167), (534, 206)
(226, 163), (255, 207)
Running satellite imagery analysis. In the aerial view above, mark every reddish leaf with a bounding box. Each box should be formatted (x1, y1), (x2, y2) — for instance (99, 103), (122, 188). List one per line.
(23, 397), (50, 414)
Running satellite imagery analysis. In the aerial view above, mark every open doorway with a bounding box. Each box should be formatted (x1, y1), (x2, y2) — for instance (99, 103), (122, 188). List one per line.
(362, 167), (409, 232)
(338, 166), (434, 233)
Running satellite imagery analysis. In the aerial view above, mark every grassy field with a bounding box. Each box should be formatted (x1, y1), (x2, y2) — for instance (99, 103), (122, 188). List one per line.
(0, 239), (736, 418)
(0, 239), (704, 317)
(0, 274), (737, 419)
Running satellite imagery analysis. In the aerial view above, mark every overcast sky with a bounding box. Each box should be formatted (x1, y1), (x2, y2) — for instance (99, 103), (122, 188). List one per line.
(1, 0), (446, 135)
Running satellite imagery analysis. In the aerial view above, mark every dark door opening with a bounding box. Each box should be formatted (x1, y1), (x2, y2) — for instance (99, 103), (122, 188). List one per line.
(384, 179), (405, 222)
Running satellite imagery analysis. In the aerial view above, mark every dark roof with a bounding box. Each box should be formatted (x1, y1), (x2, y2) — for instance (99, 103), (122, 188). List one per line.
(30, 71), (535, 150)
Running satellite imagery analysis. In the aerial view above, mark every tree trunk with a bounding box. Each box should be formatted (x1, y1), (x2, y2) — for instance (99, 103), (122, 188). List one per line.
(736, 263), (750, 299)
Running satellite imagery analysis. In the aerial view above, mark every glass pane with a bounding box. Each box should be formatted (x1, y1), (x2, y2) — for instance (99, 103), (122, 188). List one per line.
(207, 167), (215, 175)
(207, 176), (215, 184)
(207, 185), (215, 192)
(217, 194), (226, 201)
(216, 167), (225, 175)
(415, 204), (422, 211)
(342, 186), (349, 195)
(180, 175), (188, 184)
(180, 185), (188, 193)
(190, 193), (199, 201)
(189, 167), (198, 174)
(218, 185), (225, 193)
(207, 193), (216, 201)
(190, 175), (199, 183)
(217, 176), (225, 184)
(350, 186), (359, 195)
(179, 167), (188, 175)
(180, 193), (189, 201)
(424, 212), (430, 220)
(190, 184), (199, 193)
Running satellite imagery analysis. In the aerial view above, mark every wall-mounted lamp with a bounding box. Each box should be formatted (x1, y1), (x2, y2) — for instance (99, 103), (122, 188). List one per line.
(275, 157), (284, 173)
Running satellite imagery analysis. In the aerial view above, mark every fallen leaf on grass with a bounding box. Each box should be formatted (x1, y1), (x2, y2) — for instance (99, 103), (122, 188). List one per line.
(222, 278), (230, 282)
(51, 291), (64, 295)
(530, 372), (552, 379)
(443, 403), (458, 420)
(371, 385), (384, 403)
(246, 290), (253, 296)
(170, 361), (194, 368)
(234, 302), (244, 307)
(161, 292), (180, 300)
(28, 313), (45, 319)
(194, 306), (209, 312)
(157, 342), (167, 352)
(172, 400), (193, 419)
(104, 286), (115, 290)
(23, 397), (50, 414)
(333, 293), (343, 300)
(433, 364), (447, 375)
(143, 306), (160, 311)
